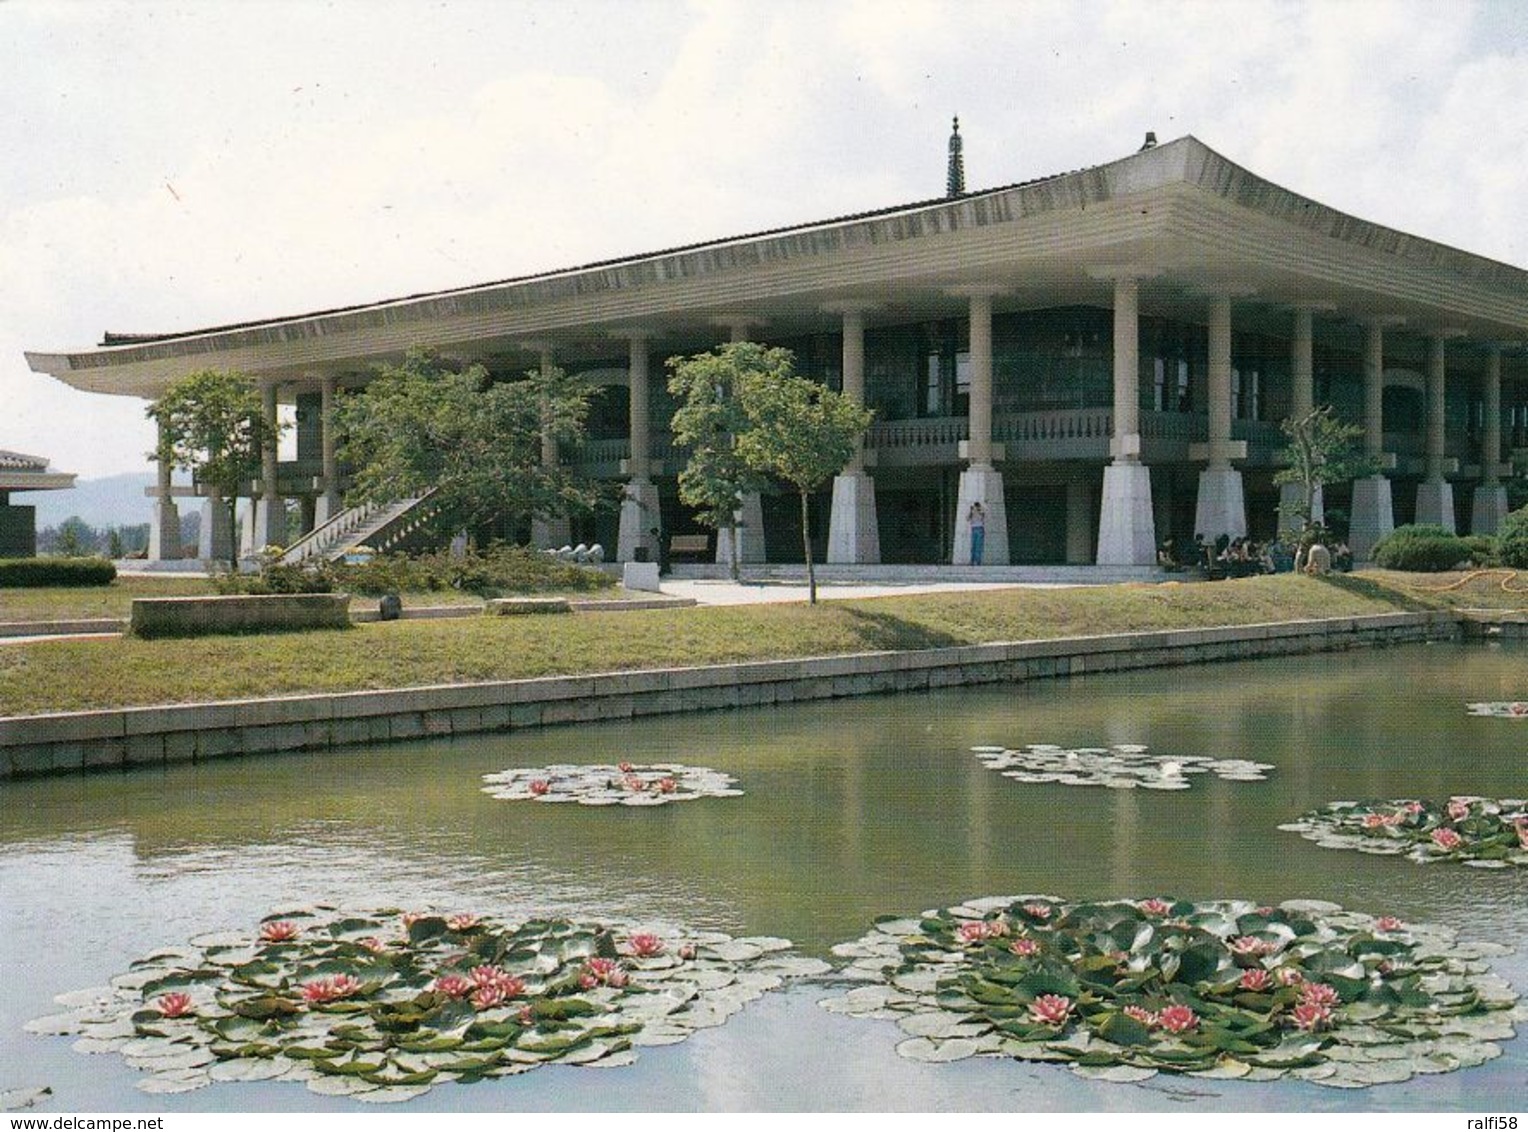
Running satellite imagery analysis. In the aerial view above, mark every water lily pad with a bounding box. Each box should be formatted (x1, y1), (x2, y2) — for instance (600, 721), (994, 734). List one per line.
(973, 743), (1274, 791)
(481, 763), (743, 806)
(1281, 797), (1528, 868)
(821, 895), (1519, 1089)
(0, 1087), (51, 1112)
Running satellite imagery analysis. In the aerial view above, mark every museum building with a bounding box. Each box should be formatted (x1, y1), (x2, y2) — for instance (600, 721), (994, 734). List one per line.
(25, 130), (1528, 568)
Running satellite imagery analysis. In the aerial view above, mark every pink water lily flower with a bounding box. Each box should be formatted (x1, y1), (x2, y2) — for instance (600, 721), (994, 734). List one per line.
(1137, 898), (1172, 917)
(1230, 935), (1277, 957)
(1238, 968), (1271, 992)
(1298, 982), (1340, 1008)
(259, 920), (300, 943)
(432, 974), (474, 999)
(1022, 903), (1052, 921)
(1362, 812), (1397, 829)
(301, 974), (362, 1004)
(1374, 916), (1404, 932)
(472, 984), (507, 1010)
(1122, 1005), (1157, 1028)
(1275, 967), (1305, 986)
(678, 943), (698, 961)
(623, 775), (646, 792)
(1404, 802), (1425, 814)
(625, 933), (666, 957)
(1157, 1004), (1198, 1033)
(357, 937), (388, 954)
(1515, 819), (1528, 850)
(1447, 799), (1471, 821)
(156, 992), (194, 1018)
(528, 779), (551, 797)
(446, 913), (480, 932)
(1029, 994), (1071, 1025)
(1430, 827), (1464, 851)
(517, 1005), (535, 1026)
(617, 762), (635, 773)
(1291, 1000), (1333, 1032)
(1008, 937), (1040, 958)
(656, 778), (678, 794)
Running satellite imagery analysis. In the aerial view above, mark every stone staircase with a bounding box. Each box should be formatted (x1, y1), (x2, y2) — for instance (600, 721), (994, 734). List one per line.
(278, 489), (441, 565)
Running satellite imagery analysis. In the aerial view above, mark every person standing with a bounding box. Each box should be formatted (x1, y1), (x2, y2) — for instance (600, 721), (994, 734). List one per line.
(968, 501), (986, 566)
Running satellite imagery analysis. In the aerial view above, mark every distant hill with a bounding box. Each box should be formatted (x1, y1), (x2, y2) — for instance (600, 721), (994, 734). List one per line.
(31, 472), (160, 529)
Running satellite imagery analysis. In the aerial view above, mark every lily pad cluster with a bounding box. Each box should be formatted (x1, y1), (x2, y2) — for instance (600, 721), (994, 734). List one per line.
(481, 763), (743, 806)
(1465, 701), (1528, 718)
(819, 896), (1521, 1088)
(970, 744), (1273, 790)
(25, 907), (828, 1102)
(1280, 798), (1528, 868)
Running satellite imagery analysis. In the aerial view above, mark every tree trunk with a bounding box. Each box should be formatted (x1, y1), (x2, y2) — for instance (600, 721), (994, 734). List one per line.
(728, 522), (741, 582)
(225, 494), (240, 571)
(800, 489), (816, 605)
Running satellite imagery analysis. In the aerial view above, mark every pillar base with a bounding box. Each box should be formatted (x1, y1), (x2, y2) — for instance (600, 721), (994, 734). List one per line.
(1278, 481), (1323, 535)
(1349, 476), (1394, 561)
(1414, 479), (1456, 533)
(1472, 483), (1509, 536)
(1193, 465), (1247, 543)
(617, 478), (661, 563)
(951, 466), (1009, 566)
(148, 500), (182, 561)
(314, 491), (343, 528)
(827, 473), (881, 564)
(531, 515), (572, 550)
(1096, 462), (1157, 566)
(716, 493), (766, 566)
(253, 498), (285, 552)
(199, 498), (235, 563)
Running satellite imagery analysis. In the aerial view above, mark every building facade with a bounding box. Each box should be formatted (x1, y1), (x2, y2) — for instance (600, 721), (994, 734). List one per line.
(25, 135), (1528, 566)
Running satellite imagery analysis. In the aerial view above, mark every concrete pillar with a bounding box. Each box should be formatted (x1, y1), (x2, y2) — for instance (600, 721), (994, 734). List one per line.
(1065, 473), (1094, 564)
(316, 375), (341, 525)
(1193, 295), (1247, 541)
(199, 497), (234, 562)
(1473, 345), (1509, 534)
(617, 331), (661, 564)
(826, 303), (881, 564)
(1350, 319), (1395, 560)
(148, 416), (181, 561)
(530, 346), (572, 549)
(1415, 334), (1456, 531)
(1095, 271), (1157, 565)
(949, 288), (1008, 566)
(254, 381), (284, 550)
(1278, 306), (1324, 532)
(712, 317), (766, 565)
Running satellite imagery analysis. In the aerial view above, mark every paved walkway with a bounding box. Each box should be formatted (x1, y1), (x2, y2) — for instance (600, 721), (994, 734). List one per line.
(655, 578), (1078, 606)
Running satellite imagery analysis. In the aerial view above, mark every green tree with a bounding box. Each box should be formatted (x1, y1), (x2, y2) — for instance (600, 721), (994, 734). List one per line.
(335, 348), (605, 539)
(51, 516), (94, 557)
(146, 369), (276, 566)
(666, 343), (777, 579)
(737, 370), (872, 604)
(1274, 406), (1383, 541)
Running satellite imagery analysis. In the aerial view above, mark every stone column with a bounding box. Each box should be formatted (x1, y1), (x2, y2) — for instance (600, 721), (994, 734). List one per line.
(198, 497), (234, 563)
(530, 346), (572, 550)
(713, 316), (766, 566)
(254, 381), (283, 551)
(1192, 295), (1247, 541)
(1094, 270), (1157, 565)
(1278, 305), (1325, 532)
(1415, 334), (1456, 531)
(950, 287), (1009, 565)
(316, 375), (342, 525)
(1349, 319), (1396, 560)
(1473, 345), (1509, 534)
(826, 303), (881, 564)
(616, 331), (661, 564)
(147, 415), (181, 561)
(1065, 472), (1094, 564)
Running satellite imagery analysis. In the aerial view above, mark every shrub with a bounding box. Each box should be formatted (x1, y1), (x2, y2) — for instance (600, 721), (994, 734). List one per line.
(1370, 524), (1471, 572)
(1459, 534), (1499, 568)
(332, 545), (614, 597)
(0, 557), (117, 587)
(1497, 507), (1528, 569)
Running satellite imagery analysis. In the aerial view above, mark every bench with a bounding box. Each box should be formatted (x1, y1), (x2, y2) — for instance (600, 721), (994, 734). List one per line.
(668, 534), (710, 560)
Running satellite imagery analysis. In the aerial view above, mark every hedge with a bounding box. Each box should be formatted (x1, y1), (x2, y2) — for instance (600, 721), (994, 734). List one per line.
(1370, 525), (1471, 572)
(0, 557), (117, 588)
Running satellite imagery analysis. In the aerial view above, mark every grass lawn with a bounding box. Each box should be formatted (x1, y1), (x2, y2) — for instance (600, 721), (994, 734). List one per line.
(0, 571), (1500, 717)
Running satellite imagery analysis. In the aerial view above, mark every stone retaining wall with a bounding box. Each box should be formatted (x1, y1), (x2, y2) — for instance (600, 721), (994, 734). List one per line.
(129, 594), (352, 638)
(0, 611), (1461, 779)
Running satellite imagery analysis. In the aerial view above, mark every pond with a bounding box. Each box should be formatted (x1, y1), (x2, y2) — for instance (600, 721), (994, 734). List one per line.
(2, 639), (1525, 1111)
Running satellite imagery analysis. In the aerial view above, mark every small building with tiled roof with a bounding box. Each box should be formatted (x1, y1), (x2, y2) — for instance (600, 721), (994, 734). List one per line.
(23, 131), (1528, 568)
(0, 450), (76, 558)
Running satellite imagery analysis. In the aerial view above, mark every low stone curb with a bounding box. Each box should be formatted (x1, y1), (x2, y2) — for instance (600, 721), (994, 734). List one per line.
(0, 610), (1463, 780)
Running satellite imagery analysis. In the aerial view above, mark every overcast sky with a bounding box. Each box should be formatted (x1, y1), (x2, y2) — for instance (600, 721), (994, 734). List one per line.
(5, 0), (1528, 485)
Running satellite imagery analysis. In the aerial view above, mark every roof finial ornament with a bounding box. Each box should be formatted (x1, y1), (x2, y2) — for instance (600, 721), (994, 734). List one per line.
(946, 116), (966, 198)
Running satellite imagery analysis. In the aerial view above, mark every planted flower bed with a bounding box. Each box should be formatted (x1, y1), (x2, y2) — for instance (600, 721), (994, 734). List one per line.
(481, 763), (742, 806)
(971, 744), (1272, 790)
(819, 896), (1520, 1087)
(1465, 701), (1528, 718)
(1280, 797), (1528, 868)
(26, 907), (828, 1101)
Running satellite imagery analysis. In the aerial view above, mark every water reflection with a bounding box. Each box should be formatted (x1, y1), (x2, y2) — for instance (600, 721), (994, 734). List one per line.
(2, 641), (1526, 1110)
